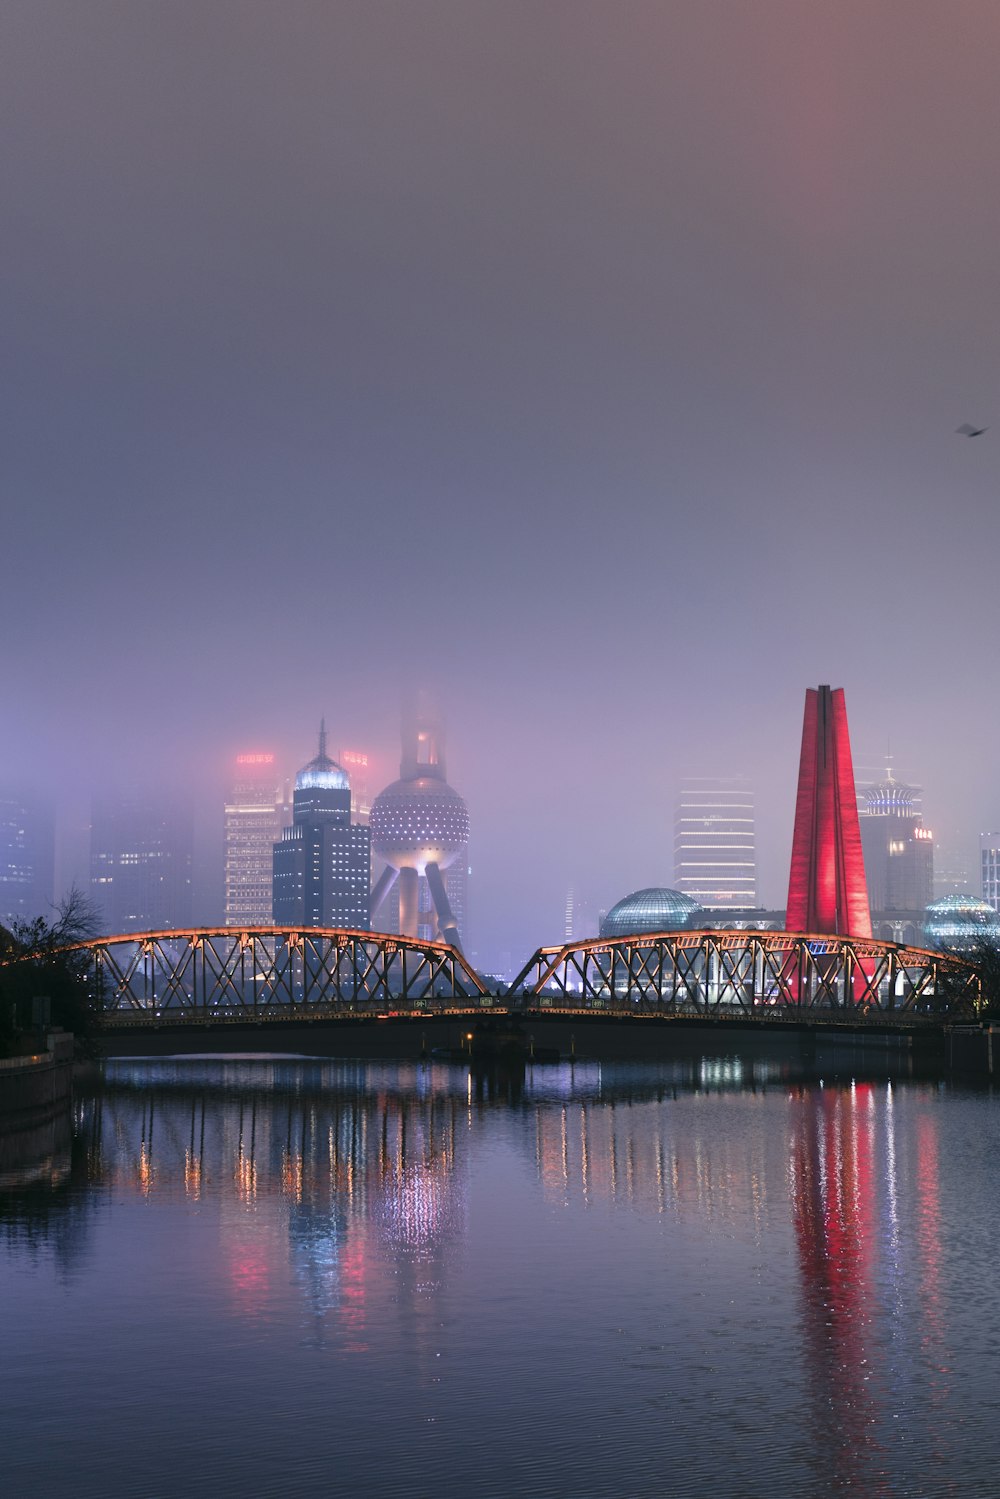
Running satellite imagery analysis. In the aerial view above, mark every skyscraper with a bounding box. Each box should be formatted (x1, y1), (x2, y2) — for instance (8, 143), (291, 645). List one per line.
(980, 833), (1000, 914)
(224, 752), (286, 927)
(90, 795), (193, 934)
(673, 777), (756, 911)
(859, 773), (934, 919)
(272, 725), (370, 929)
(0, 792), (54, 930)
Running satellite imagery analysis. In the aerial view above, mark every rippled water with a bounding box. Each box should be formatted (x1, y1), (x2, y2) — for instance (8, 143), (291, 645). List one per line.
(3, 1053), (1000, 1496)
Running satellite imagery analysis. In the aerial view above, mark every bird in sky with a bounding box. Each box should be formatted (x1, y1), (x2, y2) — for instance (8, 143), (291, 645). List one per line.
(956, 422), (988, 436)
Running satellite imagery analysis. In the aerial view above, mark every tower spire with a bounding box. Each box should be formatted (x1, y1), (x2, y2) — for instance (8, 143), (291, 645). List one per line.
(319, 717), (327, 760)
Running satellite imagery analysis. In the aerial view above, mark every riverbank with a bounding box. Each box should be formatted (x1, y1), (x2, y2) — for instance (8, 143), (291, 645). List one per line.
(0, 1035), (74, 1134)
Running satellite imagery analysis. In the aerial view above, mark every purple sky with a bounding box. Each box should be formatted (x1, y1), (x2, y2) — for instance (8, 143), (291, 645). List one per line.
(4, 2), (1000, 962)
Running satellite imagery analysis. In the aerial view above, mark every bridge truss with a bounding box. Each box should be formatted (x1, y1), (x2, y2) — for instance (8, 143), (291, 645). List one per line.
(64, 928), (488, 1026)
(508, 930), (980, 1018)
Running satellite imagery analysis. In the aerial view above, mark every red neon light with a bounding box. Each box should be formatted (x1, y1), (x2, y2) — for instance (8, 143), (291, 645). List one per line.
(786, 686), (872, 938)
(236, 753), (275, 765)
(340, 751), (368, 767)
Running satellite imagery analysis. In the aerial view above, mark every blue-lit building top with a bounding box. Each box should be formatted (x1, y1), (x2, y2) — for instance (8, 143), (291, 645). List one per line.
(292, 722), (351, 825)
(600, 887), (705, 940)
(922, 895), (1000, 952)
(273, 722), (370, 929)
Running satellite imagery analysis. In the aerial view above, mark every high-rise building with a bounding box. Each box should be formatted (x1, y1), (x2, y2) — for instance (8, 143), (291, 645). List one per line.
(224, 752), (285, 927)
(339, 750), (371, 824)
(859, 773), (934, 918)
(0, 793), (54, 930)
(980, 833), (1000, 914)
(674, 777), (756, 911)
(90, 795), (193, 934)
(272, 725), (370, 929)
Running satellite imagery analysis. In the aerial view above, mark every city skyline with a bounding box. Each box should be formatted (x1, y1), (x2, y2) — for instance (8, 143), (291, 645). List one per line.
(5, 3), (1000, 963)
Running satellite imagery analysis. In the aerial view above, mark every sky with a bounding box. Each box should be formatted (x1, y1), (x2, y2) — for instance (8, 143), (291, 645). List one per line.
(4, 0), (1000, 965)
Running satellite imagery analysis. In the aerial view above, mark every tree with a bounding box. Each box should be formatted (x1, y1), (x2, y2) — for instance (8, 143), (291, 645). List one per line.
(0, 888), (100, 1051)
(935, 934), (1000, 1019)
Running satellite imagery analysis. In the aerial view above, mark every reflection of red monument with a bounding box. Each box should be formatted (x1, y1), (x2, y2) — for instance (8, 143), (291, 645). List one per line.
(786, 685), (872, 938)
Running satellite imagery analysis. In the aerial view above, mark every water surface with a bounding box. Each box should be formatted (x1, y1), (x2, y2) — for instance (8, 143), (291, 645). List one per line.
(2, 1055), (999, 1497)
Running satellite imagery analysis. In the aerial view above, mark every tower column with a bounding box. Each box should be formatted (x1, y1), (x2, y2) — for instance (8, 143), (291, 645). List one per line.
(398, 867), (419, 940)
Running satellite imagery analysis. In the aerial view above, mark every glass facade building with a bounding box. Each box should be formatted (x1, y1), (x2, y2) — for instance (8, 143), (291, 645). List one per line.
(90, 795), (193, 935)
(0, 793), (54, 930)
(272, 727), (370, 930)
(981, 833), (1000, 914)
(224, 753), (286, 927)
(674, 777), (756, 911)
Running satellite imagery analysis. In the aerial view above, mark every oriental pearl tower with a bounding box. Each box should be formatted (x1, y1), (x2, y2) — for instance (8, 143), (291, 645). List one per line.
(369, 698), (469, 948)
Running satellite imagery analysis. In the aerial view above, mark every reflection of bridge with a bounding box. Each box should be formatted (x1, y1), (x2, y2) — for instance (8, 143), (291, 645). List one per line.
(47, 925), (981, 1034)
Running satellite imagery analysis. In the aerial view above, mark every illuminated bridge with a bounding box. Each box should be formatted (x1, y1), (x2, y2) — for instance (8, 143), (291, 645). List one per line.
(508, 929), (980, 1019)
(46, 926), (982, 1035)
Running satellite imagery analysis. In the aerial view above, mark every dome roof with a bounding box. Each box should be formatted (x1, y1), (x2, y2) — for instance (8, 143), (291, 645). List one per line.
(295, 722), (349, 792)
(600, 887), (704, 940)
(865, 778), (916, 814)
(923, 895), (1000, 950)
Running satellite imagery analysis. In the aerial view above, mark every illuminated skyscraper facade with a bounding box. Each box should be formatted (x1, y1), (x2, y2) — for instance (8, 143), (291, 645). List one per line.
(224, 753), (286, 927)
(272, 726), (370, 929)
(674, 777), (756, 911)
(0, 792), (54, 930)
(980, 833), (1000, 914)
(859, 774), (934, 923)
(90, 795), (193, 934)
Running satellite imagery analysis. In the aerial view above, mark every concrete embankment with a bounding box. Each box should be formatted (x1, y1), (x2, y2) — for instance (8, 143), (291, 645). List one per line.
(0, 1037), (74, 1132)
(946, 1025), (1000, 1076)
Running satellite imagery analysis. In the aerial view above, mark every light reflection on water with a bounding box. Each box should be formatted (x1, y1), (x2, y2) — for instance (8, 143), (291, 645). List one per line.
(2, 1056), (1000, 1497)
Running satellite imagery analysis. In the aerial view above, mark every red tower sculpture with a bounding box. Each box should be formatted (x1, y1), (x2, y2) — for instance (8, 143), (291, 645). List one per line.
(786, 685), (872, 937)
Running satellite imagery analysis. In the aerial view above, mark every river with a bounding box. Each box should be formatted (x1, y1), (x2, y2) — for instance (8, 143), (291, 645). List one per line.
(2, 1051), (999, 1497)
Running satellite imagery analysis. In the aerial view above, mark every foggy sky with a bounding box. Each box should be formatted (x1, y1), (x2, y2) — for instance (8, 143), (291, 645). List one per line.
(4, 1), (1000, 962)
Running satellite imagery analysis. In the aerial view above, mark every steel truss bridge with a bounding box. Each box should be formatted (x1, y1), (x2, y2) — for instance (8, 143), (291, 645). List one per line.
(509, 930), (980, 1019)
(43, 926), (981, 1031)
(70, 928), (487, 1030)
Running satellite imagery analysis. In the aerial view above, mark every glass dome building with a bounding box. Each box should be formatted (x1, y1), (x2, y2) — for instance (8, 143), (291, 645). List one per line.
(600, 887), (704, 940)
(922, 895), (1000, 952)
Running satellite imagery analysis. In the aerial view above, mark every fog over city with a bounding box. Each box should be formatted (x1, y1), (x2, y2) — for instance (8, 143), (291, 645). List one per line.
(4, 1), (1000, 965)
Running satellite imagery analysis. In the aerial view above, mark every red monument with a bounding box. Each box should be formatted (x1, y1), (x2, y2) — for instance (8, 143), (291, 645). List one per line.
(786, 685), (872, 937)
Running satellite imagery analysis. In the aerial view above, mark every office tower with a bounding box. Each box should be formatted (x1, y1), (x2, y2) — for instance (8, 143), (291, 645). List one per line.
(859, 773), (934, 915)
(272, 724), (370, 929)
(339, 750), (371, 824)
(0, 793), (54, 930)
(370, 696), (469, 947)
(89, 795), (193, 934)
(981, 833), (1000, 914)
(224, 752), (285, 927)
(786, 684), (871, 937)
(674, 776), (756, 911)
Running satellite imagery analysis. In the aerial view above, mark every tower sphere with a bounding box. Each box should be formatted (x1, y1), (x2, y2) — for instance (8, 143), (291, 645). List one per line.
(369, 776), (469, 876)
